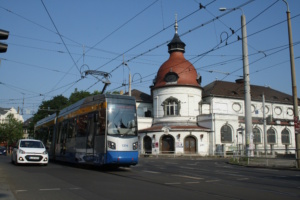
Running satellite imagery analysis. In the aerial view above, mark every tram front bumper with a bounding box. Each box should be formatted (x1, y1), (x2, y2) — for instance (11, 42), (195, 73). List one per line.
(106, 151), (138, 165)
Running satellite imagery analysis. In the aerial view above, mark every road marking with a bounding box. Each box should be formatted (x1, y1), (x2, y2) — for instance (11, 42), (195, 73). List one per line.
(179, 166), (196, 170)
(15, 190), (27, 193)
(165, 182), (181, 185)
(172, 175), (203, 180)
(185, 182), (200, 184)
(39, 188), (61, 191)
(205, 180), (220, 183)
(69, 188), (81, 190)
(142, 170), (160, 174)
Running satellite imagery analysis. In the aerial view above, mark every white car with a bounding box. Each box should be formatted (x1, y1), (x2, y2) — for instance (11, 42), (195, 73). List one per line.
(11, 139), (48, 166)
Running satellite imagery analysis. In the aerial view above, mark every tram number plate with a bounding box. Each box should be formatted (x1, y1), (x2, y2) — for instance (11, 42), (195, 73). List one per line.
(30, 156), (39, 160)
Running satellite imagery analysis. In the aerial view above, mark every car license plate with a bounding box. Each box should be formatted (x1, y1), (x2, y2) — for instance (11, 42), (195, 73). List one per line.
(30, 156), (39, 160)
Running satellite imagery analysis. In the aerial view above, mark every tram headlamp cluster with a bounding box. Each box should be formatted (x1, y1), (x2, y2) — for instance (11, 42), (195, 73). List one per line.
(132, 142), (138, 150)
(107, 141), (116, 149)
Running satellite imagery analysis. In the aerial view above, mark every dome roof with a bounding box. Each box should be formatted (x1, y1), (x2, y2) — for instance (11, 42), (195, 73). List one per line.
(152, 18), (201, 90)
(152, 51), (200, 89)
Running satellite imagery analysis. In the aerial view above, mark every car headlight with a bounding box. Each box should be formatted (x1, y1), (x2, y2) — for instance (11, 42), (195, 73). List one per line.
(107, 141), (116, 149)
(133, 142), (138, 150)
(43, 151), (48, 155)
(19, 149), (25, 154)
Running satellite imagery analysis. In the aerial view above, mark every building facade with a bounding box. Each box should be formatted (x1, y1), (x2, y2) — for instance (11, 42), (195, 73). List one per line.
(135, 21), (299, 156)
(0, 107), (24, 124)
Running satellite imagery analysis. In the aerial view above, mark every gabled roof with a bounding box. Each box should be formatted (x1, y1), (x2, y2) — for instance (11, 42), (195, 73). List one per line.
(203, 80), (299, 105)
(127, 89), (152, 103)
(139, 124), (210, 133)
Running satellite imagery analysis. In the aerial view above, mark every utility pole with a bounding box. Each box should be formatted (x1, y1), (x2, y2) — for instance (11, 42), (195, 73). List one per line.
(219, 7), (254, 157)
(283, 0), (299, 168)
(241, 13), (254, 157)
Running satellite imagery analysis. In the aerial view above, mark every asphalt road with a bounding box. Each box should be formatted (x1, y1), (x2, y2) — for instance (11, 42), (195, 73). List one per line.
(0, 155), (300, 200)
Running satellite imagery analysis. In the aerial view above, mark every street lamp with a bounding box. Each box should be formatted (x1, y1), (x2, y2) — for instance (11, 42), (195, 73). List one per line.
(220, 7), (254, 157)
(282, 0), (299, 168)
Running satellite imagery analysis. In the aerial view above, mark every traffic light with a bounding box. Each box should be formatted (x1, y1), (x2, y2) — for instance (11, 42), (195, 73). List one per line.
(0, 29), (9, 53)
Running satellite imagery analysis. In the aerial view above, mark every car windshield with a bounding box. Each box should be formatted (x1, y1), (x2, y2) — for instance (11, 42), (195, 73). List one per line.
(107, 103), (137, 136)
(20, 141), (44, 148)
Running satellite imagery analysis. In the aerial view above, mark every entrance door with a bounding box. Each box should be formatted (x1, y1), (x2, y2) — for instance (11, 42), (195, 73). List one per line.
(143, 136), (152, 154)
(161, 135), (174, 154)
(184, 136), (196, 153)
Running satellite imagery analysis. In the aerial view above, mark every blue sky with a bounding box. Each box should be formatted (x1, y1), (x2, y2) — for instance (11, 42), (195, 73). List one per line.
(0, 0), (299, 121)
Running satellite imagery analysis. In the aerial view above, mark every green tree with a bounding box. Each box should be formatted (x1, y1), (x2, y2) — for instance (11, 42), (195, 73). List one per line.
(68, 88), (91, 105)
(0, 114), (23, 149)
(27, 95), (69, 138)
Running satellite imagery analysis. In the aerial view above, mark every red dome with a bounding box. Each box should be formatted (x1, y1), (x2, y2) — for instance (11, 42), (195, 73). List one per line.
(153, 51), (200, 89)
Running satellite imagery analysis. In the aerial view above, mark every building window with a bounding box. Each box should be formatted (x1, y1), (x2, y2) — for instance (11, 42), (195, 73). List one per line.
(253, 128), (261, 144)
(221, 124), (232, 143)
(267, 128), (276, 144)
(281, 129), (290, 144)
(162, 97), (180, 116)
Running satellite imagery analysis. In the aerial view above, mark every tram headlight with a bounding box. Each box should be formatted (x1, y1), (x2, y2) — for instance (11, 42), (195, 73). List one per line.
(132, 142), (138, 150)
(107, 141), (116, 149)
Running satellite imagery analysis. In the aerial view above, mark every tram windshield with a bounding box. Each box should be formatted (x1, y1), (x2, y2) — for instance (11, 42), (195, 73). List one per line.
(107, 103), (137, 136)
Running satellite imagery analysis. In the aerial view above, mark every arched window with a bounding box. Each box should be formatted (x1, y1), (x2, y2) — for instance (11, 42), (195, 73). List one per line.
(267, 128), (276, 144)
(221, 124), (232, 143)
(281, 129), (290, 144)
(162, 97), (181, 116)
(253, 128), (261, 144)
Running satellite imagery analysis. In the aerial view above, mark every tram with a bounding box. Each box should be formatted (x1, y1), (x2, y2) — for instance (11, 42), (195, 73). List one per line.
(35, 94), (138, 167)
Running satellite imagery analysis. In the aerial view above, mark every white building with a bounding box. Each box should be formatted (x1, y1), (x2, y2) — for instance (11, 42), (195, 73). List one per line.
(0, 107), (24, 124)
(135, 21), (299, 156)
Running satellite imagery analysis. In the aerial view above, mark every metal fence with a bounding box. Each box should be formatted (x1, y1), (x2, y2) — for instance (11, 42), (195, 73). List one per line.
(229, 148), (297, 168)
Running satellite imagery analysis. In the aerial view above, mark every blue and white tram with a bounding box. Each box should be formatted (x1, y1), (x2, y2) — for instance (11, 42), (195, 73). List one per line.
(35, 94), (138, 167)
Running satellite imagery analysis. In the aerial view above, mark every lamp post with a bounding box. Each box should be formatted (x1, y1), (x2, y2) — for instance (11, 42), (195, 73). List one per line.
(282, 0), (299, 168)
(123, 62), (131, 96)
(220, 7), (253, 157)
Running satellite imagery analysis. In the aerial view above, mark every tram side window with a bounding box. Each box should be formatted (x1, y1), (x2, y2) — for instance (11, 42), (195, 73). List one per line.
(56, 123), (62, 144)
(68, 118), (76, 138)
(77, 114), (88, 137)
(98, 109), (106, 135)
(60, 121), (68, 143)
(48, 126), (54, 143)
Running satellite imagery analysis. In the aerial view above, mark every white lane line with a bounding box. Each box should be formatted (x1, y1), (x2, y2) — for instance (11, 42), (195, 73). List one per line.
(39, 188), (61, 191)
(185, 182), (200, 184)
(172, 175), (203, 180)
(142, 170), (160, 174)
(15, 190), (27, 193)
(205, 180), (220, 183)
(179, 166), (196, 170)
(165, 182), (181, 185)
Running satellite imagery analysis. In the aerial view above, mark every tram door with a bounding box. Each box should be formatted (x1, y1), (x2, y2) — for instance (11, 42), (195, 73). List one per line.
(161, 135), (175, 154)
(184, 136), (196, 153)
(143, 136), (152, 154)
(86, 113), (96, 163)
